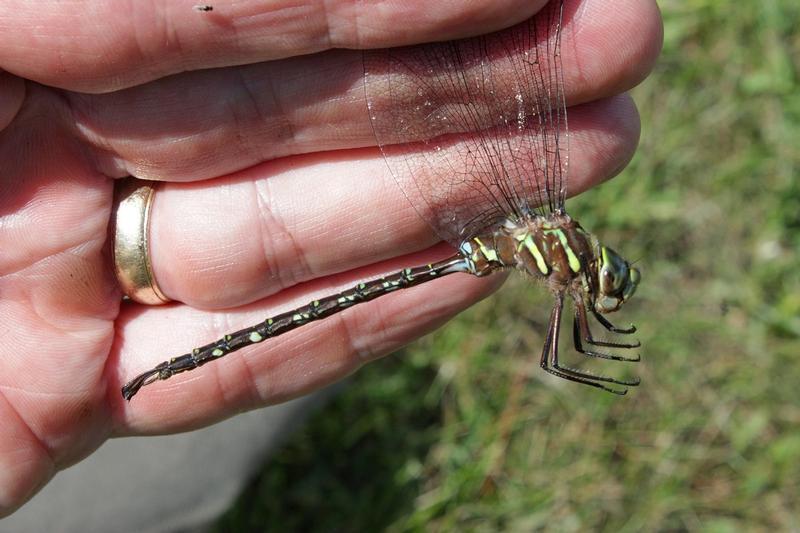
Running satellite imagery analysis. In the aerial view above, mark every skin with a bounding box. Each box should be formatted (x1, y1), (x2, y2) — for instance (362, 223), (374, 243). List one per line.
(0, 0), (662, 515)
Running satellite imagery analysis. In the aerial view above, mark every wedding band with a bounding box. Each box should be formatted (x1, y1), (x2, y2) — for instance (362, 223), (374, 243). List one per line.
(112, 178), (171, 305)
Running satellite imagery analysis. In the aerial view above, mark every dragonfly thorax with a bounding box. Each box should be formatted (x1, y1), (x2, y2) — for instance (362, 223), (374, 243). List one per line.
(459, 213), (640, 315)
(460, 213), (588, 277)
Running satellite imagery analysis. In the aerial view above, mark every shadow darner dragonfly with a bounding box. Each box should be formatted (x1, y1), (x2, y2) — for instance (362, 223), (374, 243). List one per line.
(122, 0), (641, 401)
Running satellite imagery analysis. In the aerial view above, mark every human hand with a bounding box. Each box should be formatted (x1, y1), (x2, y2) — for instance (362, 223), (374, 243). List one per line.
(0, 0), (661, 514)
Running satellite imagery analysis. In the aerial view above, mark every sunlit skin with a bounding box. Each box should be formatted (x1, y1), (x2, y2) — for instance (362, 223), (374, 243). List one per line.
(0, 0), (662, 515)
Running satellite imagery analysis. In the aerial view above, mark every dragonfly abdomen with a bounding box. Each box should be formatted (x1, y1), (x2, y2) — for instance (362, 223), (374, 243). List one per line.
(121, 255), (472, 400)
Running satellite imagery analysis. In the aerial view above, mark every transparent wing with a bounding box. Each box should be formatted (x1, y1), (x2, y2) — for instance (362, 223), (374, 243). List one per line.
(364, 0), (568, 245)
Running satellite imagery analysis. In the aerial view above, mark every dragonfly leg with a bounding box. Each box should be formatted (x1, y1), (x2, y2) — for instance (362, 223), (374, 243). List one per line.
(539, 293), (632, 394)
(573, 305), (641, 361)
(591, 307), (637, 334)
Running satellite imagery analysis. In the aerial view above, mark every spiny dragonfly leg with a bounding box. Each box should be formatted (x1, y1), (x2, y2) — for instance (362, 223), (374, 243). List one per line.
(573, 305), (641, 362)
(591, 307), (637, 335)
(539, 294), (632, 395)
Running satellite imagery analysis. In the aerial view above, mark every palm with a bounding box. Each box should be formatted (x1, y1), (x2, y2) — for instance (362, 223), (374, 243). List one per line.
(0, 84), (118, 506)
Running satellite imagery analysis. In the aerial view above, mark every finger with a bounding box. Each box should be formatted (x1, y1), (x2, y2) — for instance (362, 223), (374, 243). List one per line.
(0, 70), (24, 131)
(112, 244), (506, 433)
(71, 0), (660, 182)
(0, 0), (550, 93)
(147, 94), (640, 310)
(568, 0), (662, 103)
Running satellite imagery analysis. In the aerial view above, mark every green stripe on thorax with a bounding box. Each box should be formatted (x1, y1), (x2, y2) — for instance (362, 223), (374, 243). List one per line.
(472, 237), (499, 263)
(543, 228), (582, 273)
(515, 233), (549, 275)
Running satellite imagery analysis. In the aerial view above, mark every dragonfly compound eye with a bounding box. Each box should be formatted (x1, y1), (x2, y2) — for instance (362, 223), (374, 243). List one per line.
(595, 246), (639, 313)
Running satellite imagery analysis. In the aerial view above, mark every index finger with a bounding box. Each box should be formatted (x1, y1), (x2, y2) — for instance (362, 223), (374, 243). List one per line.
(0, 0), (547, 92)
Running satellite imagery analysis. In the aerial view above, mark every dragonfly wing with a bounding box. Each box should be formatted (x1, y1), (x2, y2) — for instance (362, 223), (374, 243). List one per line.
(364, 0), (569, 245)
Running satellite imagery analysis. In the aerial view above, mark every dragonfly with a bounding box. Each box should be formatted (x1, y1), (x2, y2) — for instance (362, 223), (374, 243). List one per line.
(121, 0), (641, 401)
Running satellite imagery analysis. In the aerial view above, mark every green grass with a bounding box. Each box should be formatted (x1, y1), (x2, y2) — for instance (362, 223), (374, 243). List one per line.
(216, 2), (800, 530)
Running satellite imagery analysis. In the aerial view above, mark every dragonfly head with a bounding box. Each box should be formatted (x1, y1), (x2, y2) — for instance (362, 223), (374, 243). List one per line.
(593, 245), (640, 314)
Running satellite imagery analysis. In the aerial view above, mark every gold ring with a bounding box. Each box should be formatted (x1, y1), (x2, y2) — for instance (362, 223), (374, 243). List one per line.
(112, 178), (171, 305)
